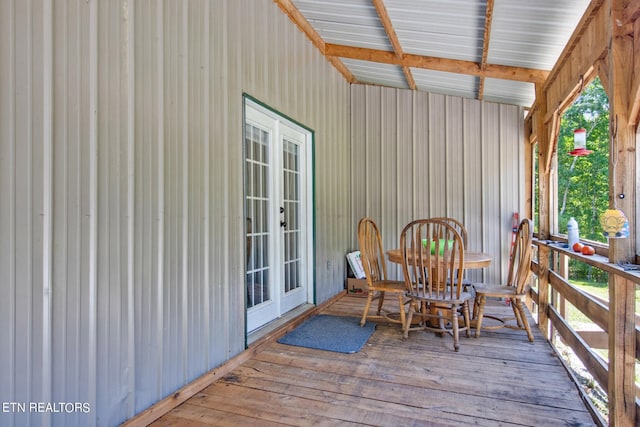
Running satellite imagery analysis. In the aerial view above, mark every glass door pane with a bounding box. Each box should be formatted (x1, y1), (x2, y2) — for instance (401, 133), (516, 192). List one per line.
(279, 123), (307, 314)
(245, 123), (271, 308)
(282, 138), (301, 294)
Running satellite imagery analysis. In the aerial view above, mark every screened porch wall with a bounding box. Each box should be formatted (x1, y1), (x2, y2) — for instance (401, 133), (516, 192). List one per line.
(349, 85), (526, 285)
(0, 0), (349, 426)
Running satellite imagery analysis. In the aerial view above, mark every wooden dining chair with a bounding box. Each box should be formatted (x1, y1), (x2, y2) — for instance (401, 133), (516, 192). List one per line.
(399, 219), (473, 351)
(357, 217), (408, 330)
(473, 218), (535, 342)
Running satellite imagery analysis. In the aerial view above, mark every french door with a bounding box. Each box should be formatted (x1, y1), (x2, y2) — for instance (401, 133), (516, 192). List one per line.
(244, 99), (312, 332)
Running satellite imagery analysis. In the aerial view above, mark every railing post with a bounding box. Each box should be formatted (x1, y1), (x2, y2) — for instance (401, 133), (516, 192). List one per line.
(558, 252), (568, 329)
(537, 244), (550, 339)
(607, 257), (636, 427)
(548, 251), (569, 346)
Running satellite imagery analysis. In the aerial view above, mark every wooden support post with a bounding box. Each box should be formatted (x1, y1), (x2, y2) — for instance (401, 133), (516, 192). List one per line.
(608, 274), (636, 427)
(606, 1), (637, 425)
(524, 117), (534, 221)
(535, 84), (552, 241)
(533, 82), (553, 340)
(537, 245), (550, 339)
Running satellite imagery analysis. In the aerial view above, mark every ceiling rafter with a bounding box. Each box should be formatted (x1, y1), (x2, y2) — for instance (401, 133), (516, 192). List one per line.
(273, 0), (356, 83)
(477, 0), (495, 101)
(273, 0), (596, 107)
(325, 44), (548, 83)
(371, 0), (416, 90)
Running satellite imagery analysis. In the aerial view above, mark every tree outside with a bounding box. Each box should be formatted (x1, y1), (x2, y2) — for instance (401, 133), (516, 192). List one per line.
(557, 77), (610, 280)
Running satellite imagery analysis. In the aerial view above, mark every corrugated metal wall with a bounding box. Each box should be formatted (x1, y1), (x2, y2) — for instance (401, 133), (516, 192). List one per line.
(349, 85), (525, 285)
(0, 1), (350, 426)
(0, 0), (526, 425)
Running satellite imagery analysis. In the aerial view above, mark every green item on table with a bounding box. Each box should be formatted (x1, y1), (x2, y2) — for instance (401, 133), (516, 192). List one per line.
(422, 238), (454, 255)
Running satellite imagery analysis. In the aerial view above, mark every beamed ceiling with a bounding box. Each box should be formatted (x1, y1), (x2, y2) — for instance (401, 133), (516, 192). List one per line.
(275, 0), (592, 109)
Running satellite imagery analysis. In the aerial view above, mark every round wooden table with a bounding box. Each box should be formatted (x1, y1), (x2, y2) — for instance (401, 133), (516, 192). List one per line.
(386, 249), (492, 269)
(386, 248), (492, 328)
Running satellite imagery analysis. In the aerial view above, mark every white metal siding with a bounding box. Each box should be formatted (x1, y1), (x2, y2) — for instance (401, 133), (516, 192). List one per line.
(350, 85), (525, 284)
(0, 0), (350, 426)
(292, 0), (392, 51)
(386, 0), (486, 62)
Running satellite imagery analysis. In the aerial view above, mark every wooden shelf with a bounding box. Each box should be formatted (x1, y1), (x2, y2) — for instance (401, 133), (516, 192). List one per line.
(533, 238), (640, 284)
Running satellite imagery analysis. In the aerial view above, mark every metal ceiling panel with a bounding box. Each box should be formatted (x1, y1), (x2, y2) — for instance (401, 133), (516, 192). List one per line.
(284, 0), (593, 108)
(292, 0), (392, 50)
(385, 0), (486, 62)
(412, 68), (478, 100)
(342, 58), (408, 89)
(488, 0), (591, 69)
(483, 78), (535, 107)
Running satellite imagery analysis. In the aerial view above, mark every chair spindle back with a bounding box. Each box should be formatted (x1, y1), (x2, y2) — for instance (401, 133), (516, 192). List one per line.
(508, 218), (533, 294)
(400, 219), (465, 300)
(357, 217), (388, 284)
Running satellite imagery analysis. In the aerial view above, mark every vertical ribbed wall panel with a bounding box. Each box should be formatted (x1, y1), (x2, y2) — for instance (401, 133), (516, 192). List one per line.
(0, 0), (349, 426)
(463, 98), (484, 257)
(350, 85), (524, 285)
(209, 0), (231, 368)
(0, 0), (16, 424)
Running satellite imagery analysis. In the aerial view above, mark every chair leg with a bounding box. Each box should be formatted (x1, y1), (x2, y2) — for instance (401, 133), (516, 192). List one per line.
(514, 299), (534, 343)
(437, 308), (446, 331)
(451, 306), (460, 351)
(403, 300), (418, 339)
(511, 298), (524, 328)
(396, 292), (406, 331)
(462, 301), (471, 338)
(472, 294), (480, 319)
(376, 291), (385, 315)
(474, 296), (486, 338)
(360, 292), (375, 327)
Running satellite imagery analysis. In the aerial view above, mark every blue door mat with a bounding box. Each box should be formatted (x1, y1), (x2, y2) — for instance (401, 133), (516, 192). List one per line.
(277, 315), (376, 354)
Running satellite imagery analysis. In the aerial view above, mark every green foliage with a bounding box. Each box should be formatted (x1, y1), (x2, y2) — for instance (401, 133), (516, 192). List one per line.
(566, 277), (640, 322)
(568, 260), (608, 288)
(557, 78), (610, 248)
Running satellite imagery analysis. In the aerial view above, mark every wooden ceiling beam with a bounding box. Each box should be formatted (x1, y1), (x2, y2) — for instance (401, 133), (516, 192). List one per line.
(542, 0), (606, 97)
(273, 0), (325, 53)
(273, 0), (356, 83)
(478, 0), (496, 100)
(372, 0), (416, 90)
(325, 44), (399, 64)
(325, 44), (548, 83)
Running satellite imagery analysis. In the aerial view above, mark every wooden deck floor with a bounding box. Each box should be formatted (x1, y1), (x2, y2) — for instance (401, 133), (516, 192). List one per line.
(150, 294), (597, 426)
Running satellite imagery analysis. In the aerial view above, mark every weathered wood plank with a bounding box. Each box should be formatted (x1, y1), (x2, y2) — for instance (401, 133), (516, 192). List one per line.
(150, 295), (596, 427)
(196, 383), (422, 426)
(214, 361), (592, 426)
(548, 305), (609, 394)
(153, 403), (287, 427)
(243, 352), (586, 411)
(206, 376), (513, 427)
(549, 269), (610, 331)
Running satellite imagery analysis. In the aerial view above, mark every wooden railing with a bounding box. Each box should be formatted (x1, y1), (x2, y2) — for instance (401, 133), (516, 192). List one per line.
(531, 239), (639, 426)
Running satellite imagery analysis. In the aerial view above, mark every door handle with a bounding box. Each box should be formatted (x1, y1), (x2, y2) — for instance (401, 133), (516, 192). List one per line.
(280, 207), (286, 228)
